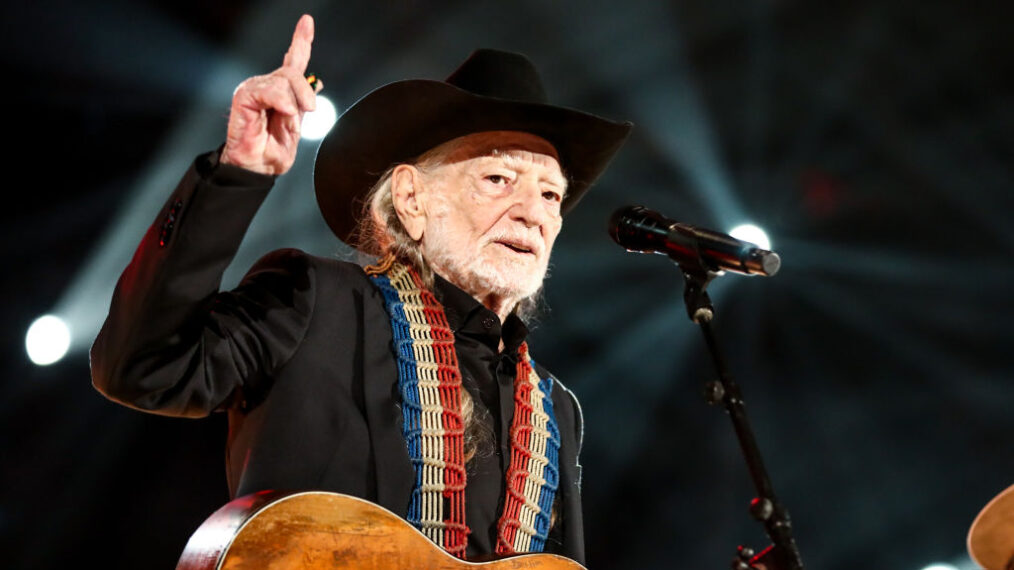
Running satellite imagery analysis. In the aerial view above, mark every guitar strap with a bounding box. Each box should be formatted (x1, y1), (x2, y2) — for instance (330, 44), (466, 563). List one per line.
(366, 255), (561, 559)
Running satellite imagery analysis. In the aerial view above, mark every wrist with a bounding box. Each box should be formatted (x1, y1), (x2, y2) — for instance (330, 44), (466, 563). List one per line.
(199, 148), (277, 187)
(220, 144), (273, 175)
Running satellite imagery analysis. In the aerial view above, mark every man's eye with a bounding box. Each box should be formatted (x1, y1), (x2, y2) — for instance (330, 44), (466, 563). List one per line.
(486, 174), (509, 185)
(543, 190), (563, 202)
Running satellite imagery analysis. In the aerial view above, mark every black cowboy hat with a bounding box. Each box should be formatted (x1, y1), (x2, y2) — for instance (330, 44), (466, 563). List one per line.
(313, 48), (633, 246)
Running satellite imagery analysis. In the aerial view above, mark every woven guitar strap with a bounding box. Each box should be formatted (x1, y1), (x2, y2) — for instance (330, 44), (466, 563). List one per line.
(366, 255), (561, 558)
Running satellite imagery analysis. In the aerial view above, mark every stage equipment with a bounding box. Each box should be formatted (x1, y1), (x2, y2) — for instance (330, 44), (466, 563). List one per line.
(609, 205), (804, 570)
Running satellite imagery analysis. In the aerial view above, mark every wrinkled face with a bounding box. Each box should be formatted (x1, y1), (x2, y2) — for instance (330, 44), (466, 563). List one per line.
(418, 131), (567, 308)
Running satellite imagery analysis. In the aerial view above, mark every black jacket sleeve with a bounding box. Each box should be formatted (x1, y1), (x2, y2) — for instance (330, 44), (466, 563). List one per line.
(90, 151), (314, 418)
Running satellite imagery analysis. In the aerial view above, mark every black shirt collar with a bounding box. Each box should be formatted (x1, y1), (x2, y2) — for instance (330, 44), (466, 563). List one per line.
(433, 272), (529, 355)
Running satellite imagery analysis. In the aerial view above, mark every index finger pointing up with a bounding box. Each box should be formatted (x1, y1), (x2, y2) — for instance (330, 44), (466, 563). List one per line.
(282, 14), (314, 74)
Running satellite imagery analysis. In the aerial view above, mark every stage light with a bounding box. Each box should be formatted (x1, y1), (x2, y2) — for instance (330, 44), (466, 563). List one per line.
(729, 223), (772, 250)
(301, 95), (338, 141)
(920, 564), (959, 570)
(26, 315), (71, 366)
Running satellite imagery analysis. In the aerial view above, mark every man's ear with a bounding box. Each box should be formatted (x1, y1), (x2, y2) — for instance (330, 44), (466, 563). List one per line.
(391, 164), (427, 241)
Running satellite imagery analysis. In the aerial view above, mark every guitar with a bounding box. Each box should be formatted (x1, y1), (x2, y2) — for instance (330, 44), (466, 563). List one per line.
(176, 490), (586, 569)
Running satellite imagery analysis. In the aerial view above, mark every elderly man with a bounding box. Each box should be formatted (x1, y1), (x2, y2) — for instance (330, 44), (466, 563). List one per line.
(91, 15), (630, 564)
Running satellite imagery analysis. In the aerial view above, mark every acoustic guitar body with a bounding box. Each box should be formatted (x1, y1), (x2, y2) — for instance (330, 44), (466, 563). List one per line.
(176, 490), (586, 570)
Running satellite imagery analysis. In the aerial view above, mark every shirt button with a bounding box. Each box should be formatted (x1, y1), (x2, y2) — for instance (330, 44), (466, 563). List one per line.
(481, 316), (496, 329)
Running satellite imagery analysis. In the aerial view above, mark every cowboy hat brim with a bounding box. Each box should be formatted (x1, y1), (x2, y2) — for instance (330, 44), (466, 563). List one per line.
(313, 78), (633, 247)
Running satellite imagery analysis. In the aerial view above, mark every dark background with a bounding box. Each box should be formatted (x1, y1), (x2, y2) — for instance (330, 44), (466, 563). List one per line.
(2, 0), (1011, 568)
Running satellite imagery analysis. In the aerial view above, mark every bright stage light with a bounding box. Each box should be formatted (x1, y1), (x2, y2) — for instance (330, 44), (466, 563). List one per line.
(729, 223), (772, 250)
(26, 315), (72, 366)
(920, 564), (959, 570)
(301, 95), (338, 141)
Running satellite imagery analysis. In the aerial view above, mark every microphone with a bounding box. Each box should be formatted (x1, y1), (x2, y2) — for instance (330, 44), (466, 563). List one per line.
(608, 205), (781, 276)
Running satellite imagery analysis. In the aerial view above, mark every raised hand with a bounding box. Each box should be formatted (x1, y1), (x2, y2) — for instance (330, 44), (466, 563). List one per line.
(221, 14), (322, 175)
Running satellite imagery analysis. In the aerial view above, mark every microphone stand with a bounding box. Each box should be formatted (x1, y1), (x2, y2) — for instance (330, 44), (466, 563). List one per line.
(677, 262), (805, 570)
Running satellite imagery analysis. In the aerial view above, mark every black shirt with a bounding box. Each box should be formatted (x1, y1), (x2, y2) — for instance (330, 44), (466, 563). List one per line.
(433, 273), (531, 557)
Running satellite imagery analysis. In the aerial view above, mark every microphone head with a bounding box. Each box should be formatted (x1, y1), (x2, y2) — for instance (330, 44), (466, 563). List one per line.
(607, 205), (637, 244)
(608, 205), (671, 253)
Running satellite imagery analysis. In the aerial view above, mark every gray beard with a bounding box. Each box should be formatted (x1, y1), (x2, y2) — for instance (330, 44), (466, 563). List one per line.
(424, 244), (547, 311)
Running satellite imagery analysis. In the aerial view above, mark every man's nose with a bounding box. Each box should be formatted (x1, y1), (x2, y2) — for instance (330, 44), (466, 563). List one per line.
(510, 178), (548, 227)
